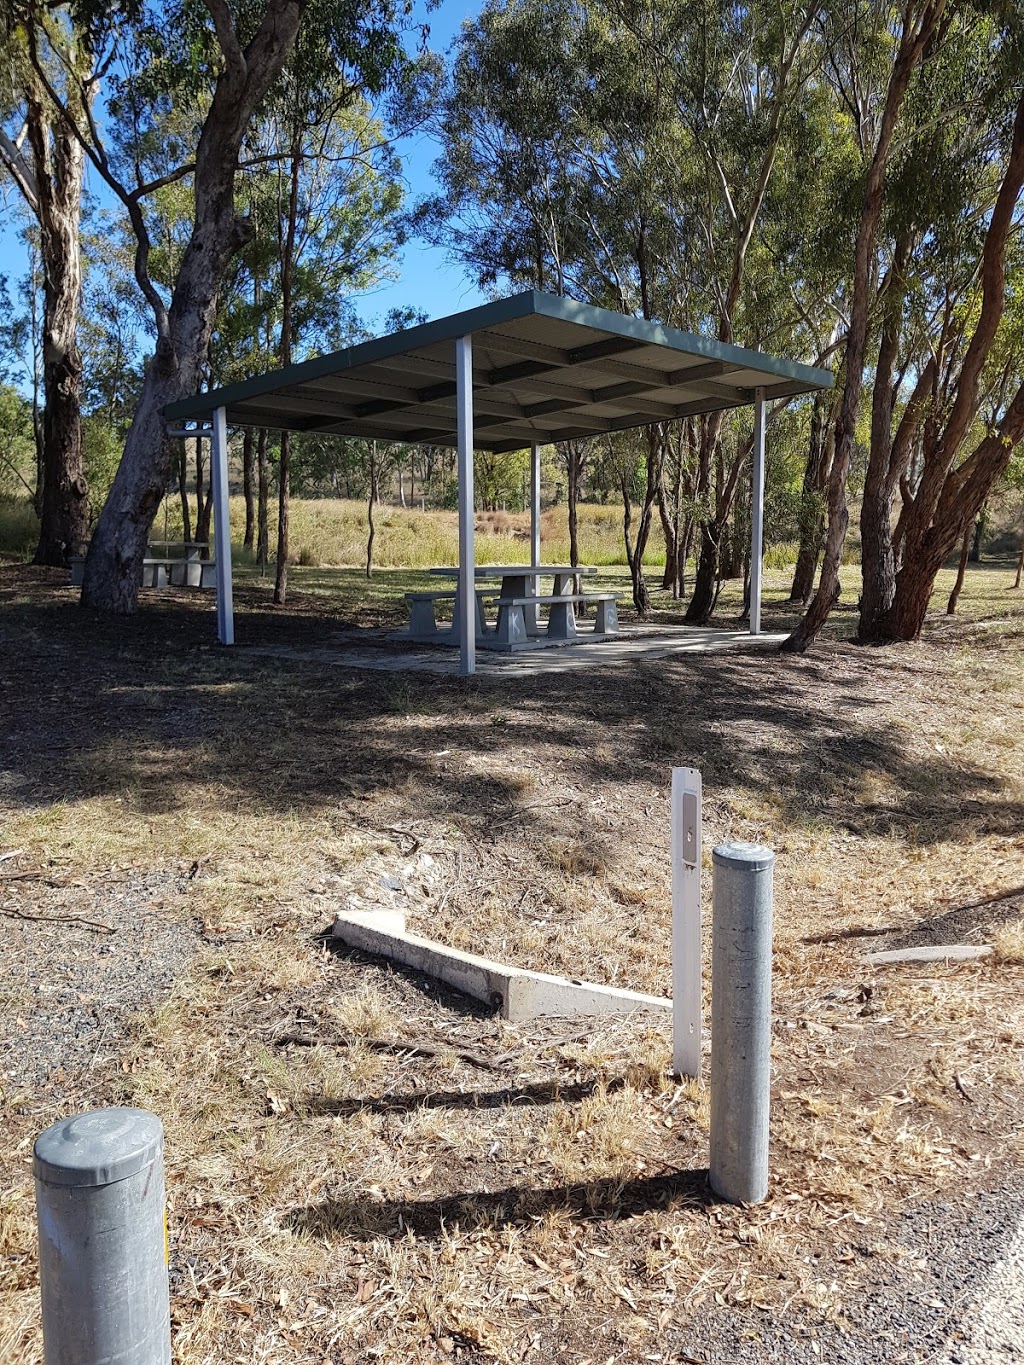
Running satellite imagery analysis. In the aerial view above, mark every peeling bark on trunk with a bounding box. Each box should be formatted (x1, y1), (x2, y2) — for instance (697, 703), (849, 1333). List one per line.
(18, 84), (89, 565)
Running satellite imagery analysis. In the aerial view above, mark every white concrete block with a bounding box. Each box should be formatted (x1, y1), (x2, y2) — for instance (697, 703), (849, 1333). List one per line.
(333, 908), (671, 1021)
(861, 943), (992, 966)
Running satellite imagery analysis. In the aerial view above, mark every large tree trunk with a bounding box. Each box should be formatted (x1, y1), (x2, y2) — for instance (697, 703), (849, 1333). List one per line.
(24, 85), (89, 565)
(687, 523), (720, 621)
(783, 4), (943, 653)
(858, 235), (912, 639)
(879, 380), (1024, 640)
(242, 427), (255, 549)
(80, 1), (303, 612)
(874, 93), (1024, 642)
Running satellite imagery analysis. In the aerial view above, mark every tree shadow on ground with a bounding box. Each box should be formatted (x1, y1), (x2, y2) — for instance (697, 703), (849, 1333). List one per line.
(296, 1076), (626, 1119)
(802, 885), (1024, 951)
(286, 1167), (713, 1242)
(1, 568), (1022, 850)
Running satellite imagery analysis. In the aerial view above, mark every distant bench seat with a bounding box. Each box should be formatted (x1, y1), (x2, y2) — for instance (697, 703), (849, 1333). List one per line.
(69, 555), (215, 590)
(404, 588), (495, 639)
(493, 592), (621, 646)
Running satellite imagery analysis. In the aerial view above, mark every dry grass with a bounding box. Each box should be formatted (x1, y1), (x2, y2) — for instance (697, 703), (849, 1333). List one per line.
(1, 558), (1023, 1361)
(992, 918), (1024, 964)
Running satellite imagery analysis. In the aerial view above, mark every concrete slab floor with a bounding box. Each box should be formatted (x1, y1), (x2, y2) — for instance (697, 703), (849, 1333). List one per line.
(245, 625), (786, 677)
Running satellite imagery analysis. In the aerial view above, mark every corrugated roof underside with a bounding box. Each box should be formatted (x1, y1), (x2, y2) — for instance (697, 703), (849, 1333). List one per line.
(192, 310), (830, 449)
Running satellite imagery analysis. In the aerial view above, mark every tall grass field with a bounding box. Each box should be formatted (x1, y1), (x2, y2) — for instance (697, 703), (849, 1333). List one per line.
(0, 494), (804, 570)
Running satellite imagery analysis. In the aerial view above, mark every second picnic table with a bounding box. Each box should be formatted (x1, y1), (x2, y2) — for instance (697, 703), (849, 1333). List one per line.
(406, 564), (620, 648)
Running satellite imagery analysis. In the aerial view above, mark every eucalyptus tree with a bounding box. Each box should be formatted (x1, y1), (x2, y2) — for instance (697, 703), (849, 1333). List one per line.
(0, 14), (91, 564)
(430, 0), (843, 615)
(786, 0), (1024, 648)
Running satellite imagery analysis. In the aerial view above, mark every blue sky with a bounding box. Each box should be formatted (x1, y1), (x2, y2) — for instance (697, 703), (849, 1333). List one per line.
(0, 0), (487, 367)
(372, 0), (488, 324)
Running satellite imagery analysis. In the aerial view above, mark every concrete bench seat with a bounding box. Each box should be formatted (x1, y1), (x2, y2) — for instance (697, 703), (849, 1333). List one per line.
(494, 591), (621, 644)
(404, 587), (494, 639)
(141, 556), (215, 589)
(72, 553), (214, 589)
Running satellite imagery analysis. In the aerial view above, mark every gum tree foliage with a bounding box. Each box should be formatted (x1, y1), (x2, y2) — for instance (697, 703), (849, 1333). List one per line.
(426, 0), (848, 616)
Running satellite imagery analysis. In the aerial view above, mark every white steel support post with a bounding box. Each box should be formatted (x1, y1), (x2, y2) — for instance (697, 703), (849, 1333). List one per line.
(456, 335), (475, 676)
(750, 387), (766, 636)
(210, 406), (234, 646)
(530, 442), (541, 566)
(671, 767), (703, 1079)
(527, 441), (542, 633)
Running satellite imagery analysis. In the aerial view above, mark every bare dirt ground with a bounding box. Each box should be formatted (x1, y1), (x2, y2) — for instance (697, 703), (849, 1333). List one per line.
(1, 560), (1023, 1364)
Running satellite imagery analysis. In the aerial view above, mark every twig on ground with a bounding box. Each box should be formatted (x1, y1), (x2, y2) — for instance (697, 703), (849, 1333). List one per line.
(378, 827), (422, 854)
(1, 907), (115, 934)
(0, 849), (25, 864)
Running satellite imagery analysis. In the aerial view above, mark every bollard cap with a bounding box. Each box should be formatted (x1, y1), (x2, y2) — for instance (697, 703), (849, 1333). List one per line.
(34, 1108), (163, 1189)
(712, 841), (775, 872)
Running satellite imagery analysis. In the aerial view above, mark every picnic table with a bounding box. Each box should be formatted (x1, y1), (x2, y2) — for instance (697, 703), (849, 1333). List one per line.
(69, 541), (215, 589)
(144, 541), (214, 589)
(405, 565), (620, 649)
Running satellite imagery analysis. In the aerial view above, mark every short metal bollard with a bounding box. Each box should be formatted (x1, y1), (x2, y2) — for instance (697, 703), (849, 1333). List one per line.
(709, 842), (775, 1205)
(34, 1108), (171, 1365)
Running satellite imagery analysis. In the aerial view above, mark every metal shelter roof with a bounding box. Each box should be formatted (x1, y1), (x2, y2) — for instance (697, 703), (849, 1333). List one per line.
(164, 291), (832, 451)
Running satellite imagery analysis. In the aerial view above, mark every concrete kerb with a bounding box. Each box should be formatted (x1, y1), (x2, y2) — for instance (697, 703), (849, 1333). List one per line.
(860, 944), (993, 966)
(333, 908), (671, 1022)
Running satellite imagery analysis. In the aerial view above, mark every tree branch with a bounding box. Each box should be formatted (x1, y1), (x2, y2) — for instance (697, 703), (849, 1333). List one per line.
(0, 128), (39, 212)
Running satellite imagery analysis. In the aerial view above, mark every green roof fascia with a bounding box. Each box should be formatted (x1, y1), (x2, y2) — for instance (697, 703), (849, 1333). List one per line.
(162, 289), (833, 424)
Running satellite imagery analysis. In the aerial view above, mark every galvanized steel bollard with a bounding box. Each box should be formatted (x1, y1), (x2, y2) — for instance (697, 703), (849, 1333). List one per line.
(34, 1108), (171, 1365)
(709, 843), (775, 1205)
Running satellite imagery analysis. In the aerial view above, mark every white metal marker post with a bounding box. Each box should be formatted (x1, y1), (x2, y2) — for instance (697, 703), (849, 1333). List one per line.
(526, 441), (542, 633)
(671, 766), (702, 1079)
(455, 335), (475, 676)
